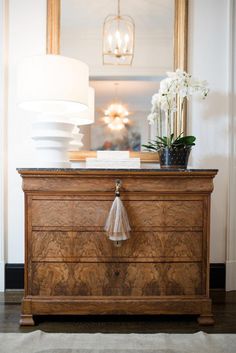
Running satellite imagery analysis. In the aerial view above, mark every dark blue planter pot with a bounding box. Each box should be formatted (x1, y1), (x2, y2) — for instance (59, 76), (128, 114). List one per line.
(158, 147), (191, 169)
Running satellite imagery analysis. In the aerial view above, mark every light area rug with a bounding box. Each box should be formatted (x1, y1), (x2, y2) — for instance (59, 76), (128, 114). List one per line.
(0, 331), (236, 353)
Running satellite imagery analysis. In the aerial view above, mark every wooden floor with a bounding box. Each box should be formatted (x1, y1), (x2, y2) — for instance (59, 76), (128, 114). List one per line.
(0, 291), (236, 333)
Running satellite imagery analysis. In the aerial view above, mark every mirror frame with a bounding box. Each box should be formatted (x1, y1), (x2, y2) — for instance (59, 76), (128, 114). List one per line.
(47, 0), (188, 162)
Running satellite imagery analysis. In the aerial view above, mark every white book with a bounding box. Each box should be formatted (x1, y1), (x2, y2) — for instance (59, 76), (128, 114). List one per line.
(86, 158), (140, 169)
(97, 151), (130, 160)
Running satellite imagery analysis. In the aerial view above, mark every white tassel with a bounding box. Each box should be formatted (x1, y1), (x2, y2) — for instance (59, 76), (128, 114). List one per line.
(104, 181), (131, 243)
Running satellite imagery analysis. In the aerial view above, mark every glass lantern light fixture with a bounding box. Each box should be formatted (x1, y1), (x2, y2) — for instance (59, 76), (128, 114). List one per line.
(102, 0), (135, 65)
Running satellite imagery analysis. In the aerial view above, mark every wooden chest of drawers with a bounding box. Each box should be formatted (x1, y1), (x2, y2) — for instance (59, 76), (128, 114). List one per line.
(18, 168), (217, 325)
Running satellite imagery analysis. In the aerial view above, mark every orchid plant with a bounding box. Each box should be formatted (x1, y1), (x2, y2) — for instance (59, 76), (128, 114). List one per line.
(144, 69), (209, 151)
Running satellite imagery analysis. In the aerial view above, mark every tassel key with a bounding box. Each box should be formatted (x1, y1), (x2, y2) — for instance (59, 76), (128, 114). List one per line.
(104, 180), (131, 244)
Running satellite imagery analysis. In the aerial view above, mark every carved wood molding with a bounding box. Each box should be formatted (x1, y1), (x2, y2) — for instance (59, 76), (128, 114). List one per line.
(174, 0), (189, 134)
(174, 0), (188, 71)
(47, 0), (61, 54)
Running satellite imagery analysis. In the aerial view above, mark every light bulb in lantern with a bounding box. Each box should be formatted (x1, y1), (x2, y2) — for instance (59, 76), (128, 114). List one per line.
(115, 30), (122, 52)
(107, 35), (113, 51)
(115, 30), (121, 42)
(124, 33), (130, 53)
(125, 33), (130, 43)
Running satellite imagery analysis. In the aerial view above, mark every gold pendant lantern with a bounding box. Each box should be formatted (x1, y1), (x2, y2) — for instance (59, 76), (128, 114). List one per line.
(102, 0), (135, 65)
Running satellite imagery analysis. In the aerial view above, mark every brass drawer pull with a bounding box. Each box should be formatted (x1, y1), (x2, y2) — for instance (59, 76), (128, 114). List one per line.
(114, 271), (120, 276)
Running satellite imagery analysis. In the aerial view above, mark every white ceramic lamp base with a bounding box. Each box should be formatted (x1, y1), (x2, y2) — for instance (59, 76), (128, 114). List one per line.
(32, 120), (75, 168)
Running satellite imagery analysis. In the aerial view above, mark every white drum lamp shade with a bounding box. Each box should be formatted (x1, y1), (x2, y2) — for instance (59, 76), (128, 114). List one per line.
(67, 86), (95, 125)
(17, 55), (89, 114)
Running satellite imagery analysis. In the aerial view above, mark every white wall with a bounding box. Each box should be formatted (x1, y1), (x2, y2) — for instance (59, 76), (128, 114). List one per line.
(0, 0), (8, 291)
(6, 0), (46, 266)
(0, 0), (235, 290)
(226, 0), (236, 290)
(188, 0), (231, 263)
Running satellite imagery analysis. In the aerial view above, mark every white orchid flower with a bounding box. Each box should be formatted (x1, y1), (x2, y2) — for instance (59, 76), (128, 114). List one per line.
(147, 69), (209, 134)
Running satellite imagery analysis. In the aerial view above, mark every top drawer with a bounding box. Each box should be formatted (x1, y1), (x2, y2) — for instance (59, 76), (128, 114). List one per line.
(31, 198), (203, 229)
(20, 171), (216, 194)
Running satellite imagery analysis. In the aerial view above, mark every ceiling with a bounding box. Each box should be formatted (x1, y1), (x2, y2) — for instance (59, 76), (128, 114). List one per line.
(61, 0), (174, 36)
(90, 80), (160, 112)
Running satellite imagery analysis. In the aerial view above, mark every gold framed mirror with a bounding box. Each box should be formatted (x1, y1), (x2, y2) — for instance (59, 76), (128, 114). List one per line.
(47, 0), (188, 162)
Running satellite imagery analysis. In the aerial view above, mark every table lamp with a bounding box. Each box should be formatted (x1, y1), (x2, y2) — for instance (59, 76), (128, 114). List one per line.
(17, 54), (93, 167)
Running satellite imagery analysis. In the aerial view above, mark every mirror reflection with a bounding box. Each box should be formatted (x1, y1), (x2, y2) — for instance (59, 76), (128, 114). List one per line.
(61, 0), (175, 151)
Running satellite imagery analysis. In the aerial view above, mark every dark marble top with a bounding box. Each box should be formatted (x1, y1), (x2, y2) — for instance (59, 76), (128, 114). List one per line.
(17, 167), (218, 173)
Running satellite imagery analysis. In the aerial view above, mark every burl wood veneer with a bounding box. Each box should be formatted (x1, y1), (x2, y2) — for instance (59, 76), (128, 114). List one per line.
(18, 168), (217, 326)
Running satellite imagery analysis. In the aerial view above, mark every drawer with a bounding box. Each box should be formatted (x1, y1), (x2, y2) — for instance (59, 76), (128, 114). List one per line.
(31, 199), (203, 229)
(21, 173), (216, 194)
(31, 262), (203, 296)
(31, 231), (202, 262)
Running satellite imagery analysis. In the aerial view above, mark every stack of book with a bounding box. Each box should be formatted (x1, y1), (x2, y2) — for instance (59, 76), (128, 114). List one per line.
(86, 151), (140, 169)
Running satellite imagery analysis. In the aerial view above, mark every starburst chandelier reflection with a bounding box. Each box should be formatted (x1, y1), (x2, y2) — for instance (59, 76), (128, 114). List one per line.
(104, 103), (130, 130)
(103, 83), (130, 130)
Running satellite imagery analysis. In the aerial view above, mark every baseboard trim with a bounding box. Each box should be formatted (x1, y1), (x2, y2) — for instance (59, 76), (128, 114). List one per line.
(0, 261), (5, 291)
(5, 263), (226, 291)
(5, 263), (24, 290)
(210, 263), (226, 290)
(226, 260), (236, 291)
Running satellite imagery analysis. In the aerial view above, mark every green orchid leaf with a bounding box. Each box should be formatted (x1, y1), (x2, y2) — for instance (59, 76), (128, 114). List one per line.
(143, 134), (196, 152)
(173, 135), (196, 146)
(142, 144), (158, 151)
(156, 136), (168, 145)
